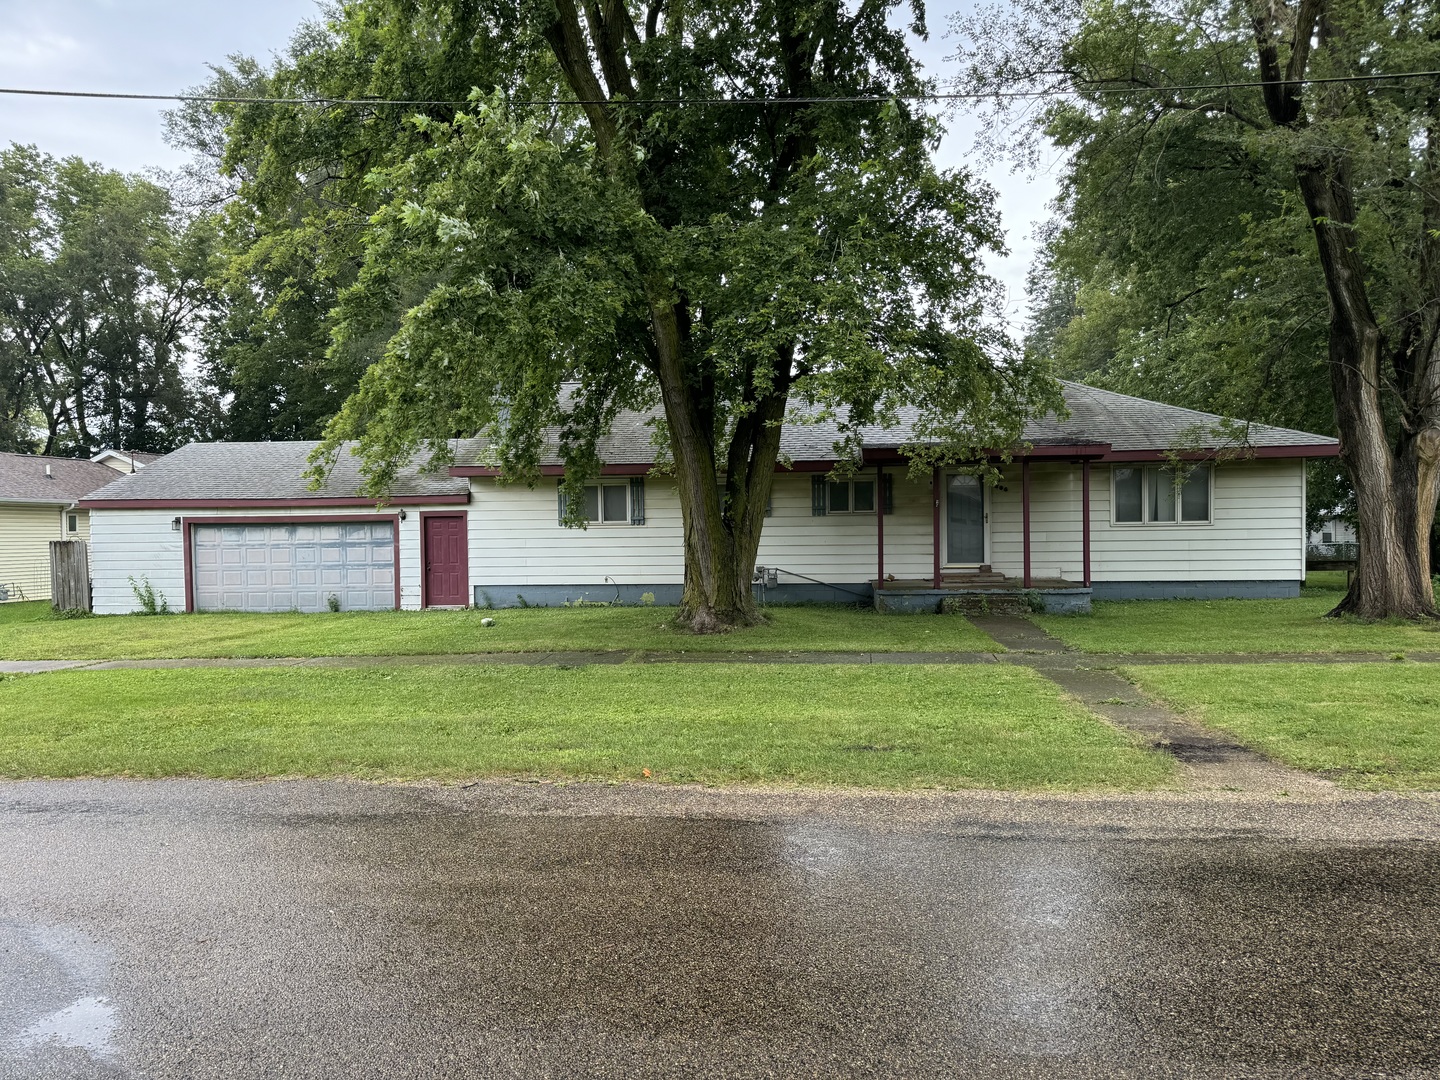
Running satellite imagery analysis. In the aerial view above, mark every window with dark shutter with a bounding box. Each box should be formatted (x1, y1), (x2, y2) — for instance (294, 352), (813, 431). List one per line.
(557, 481), (569, 524)
(811, 475), (827, 515)
(630, 477), (645, 525)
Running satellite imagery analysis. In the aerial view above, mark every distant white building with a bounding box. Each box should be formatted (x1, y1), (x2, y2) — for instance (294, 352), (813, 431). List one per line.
(1309, 517), (1356, 548)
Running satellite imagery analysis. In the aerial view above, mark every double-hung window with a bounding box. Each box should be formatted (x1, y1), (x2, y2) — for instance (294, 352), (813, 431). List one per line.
(826, 478), (876, 514)
(582, 482), (630, 524)
(1113, 465), (1211, 524)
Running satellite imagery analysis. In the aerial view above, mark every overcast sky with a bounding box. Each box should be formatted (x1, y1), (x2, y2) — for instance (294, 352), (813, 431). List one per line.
(0, 0), (1058, 328)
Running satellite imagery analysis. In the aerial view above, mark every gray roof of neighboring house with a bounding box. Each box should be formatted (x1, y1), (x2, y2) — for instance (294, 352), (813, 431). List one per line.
(0, 452), (133, 504)
(81, 441), (470, 503)
(454, 380), (1337, 467)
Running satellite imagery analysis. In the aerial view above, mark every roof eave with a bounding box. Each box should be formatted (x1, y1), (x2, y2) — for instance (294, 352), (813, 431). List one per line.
(78, 493), (471, 510)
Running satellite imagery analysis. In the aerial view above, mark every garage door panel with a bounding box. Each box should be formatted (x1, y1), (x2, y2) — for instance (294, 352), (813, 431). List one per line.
(192, 521), (395, 613)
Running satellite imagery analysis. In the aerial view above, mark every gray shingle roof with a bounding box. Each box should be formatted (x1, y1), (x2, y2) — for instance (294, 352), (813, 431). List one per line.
(79, 383), (1337, 503)
(82, 442), (470, 503)
(0, 453), (131, 504)
(454, 380), (1337, 467)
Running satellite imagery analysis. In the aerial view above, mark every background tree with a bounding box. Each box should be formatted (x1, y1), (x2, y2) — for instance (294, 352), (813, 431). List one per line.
(201, 0), (1059, 630)
(0, 144), (210, 455)
(954, 0), (1440, 619)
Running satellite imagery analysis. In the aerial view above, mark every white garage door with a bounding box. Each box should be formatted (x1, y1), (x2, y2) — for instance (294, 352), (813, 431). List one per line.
(192, 522), (396, 613)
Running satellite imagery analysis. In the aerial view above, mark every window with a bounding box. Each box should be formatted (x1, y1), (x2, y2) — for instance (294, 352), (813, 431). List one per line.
(811, 474), (894, 516)
(1113, 465), (1211, 524)
(66, 513), (78, 533)
(582, 483), (630, 524)
(1321, 531), (1333, 544)
(825, 479), (876, 514)
(559, 477), (645, 526)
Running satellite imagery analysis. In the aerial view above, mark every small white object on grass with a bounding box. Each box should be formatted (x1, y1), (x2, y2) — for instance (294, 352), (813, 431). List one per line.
(481, 617), (496, 628)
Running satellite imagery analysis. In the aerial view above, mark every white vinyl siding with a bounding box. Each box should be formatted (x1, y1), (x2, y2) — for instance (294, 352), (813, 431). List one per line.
(468, 472), (936, 586)
(985, 460), (1303, 582)
(469, 461), (1303, 588)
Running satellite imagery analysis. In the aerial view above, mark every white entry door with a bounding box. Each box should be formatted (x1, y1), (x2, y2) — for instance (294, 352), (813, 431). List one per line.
(191, 522), (395, 612)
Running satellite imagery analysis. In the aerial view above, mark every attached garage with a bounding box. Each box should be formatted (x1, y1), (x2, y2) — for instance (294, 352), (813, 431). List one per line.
(191, 520), (397, 613)
(79, 440), (472, 615)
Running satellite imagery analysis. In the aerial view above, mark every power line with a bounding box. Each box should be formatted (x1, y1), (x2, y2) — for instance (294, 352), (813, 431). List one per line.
(0, 68), (1435, 108)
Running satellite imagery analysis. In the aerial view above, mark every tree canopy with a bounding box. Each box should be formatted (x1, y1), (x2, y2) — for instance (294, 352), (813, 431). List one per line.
(953, 0), (1440, 617)
(0, 145), (211, 455)
(195, 0), (1058, 628)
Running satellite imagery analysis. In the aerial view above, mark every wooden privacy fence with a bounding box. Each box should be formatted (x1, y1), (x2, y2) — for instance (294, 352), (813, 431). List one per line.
(49, 539), (91, 612)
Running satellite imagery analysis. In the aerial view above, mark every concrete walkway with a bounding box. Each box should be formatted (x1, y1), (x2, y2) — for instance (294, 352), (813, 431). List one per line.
(968, 615), (1335, 795)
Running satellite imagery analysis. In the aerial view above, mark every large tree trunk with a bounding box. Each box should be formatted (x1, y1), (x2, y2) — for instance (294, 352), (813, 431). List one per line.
(543, 0), (805, 631)
(1295, 162), (1440, 619)
(1249, 4), (1440, 620)
(648, 297), (786, 632)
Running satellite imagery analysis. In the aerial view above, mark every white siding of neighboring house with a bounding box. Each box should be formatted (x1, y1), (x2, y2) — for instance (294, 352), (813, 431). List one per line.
(467, 458), (1306, 590)
(0, 503), (68, 602)
(89, 504), (453, 615)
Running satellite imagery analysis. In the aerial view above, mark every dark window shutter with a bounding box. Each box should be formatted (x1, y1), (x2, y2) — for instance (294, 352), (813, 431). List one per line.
(765, 492), (773, 518)
(882, 472), (894, 514)
(811, 475), (827, 516)
(557, 481), (568, 524)
(630, 476), (646, 525)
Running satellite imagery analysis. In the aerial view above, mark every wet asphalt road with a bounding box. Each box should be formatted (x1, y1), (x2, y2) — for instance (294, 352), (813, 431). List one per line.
(2, 781), (1438, 1079)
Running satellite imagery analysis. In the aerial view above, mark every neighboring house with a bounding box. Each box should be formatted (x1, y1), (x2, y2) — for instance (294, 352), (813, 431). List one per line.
(79, 382), (1340, 615)
(0, 450), (155, 603)
(1309, 517), (1357, 548)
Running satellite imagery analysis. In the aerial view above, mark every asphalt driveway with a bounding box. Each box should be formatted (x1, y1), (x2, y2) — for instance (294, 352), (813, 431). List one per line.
(2, 781), (1438, 1079)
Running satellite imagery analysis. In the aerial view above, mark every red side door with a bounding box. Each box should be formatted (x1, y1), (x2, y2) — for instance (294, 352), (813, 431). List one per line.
(423, 514), (469, 607)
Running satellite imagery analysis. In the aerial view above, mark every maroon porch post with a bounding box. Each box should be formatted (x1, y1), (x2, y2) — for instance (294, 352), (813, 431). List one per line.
(1081, 460), (1092, 587)
(1022, 459), (1033, 588)
(876, 464), (885, 590)
(932, 467), (942, 588)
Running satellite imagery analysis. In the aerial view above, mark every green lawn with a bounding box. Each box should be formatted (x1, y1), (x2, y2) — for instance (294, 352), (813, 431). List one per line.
(1128, 663), (1440, 789)
(1036, 575), (1440, 655)
(0, 664), (1171, 790)
(0, 601), (1000, 660)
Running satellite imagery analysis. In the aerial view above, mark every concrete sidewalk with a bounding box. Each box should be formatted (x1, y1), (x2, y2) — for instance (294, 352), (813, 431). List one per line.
(3, 645), (1439, 675)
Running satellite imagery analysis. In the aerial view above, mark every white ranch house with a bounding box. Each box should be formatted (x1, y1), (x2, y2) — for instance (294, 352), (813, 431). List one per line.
(78, 382), (1339, 616)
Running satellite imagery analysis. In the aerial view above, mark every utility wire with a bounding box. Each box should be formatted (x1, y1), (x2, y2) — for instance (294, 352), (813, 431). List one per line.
(0, 68), (1435, 108)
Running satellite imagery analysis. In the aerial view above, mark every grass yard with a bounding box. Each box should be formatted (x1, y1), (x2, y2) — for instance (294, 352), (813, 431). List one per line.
(1127, 664), (1440, 789)
(1035, 574), (1440, 655)
(0, 664), (1171, 791)
(0, 600), (1000, 660)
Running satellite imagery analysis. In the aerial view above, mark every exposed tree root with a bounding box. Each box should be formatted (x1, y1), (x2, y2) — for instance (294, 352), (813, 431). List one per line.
(674, 605), (769, 634)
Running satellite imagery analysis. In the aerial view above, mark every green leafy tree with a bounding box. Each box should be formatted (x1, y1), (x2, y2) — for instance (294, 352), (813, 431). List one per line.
(954, 0), (1440, 619)
(205, 0), (1058, 630)
(0, 145), (210, 455)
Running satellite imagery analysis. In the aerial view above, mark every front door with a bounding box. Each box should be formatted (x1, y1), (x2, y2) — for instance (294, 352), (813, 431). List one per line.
(423, 514), (468, 606)
(946, 475), (986, 565)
